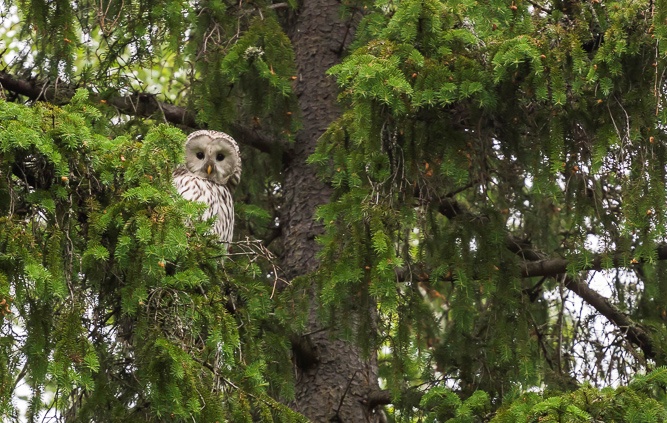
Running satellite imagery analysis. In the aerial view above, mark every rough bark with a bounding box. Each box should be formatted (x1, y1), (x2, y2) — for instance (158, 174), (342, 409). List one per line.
(282, 2), (382, 422)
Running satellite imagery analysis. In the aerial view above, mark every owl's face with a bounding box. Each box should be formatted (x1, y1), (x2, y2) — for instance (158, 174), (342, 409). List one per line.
(184, 130), (241, 187)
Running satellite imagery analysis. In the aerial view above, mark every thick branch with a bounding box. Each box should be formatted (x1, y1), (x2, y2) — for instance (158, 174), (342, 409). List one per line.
(229, 123), (290, 158)
(0, 71), (283, 154)
(0, 71), (74, 103)
(563, 276), (655, 358)
(105, 92), (197, 127)
(366, 389), (392, 409)
(521, 246), (667, 278)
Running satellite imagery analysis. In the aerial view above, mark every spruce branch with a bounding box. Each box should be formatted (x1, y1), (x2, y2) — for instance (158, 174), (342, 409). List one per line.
(433, 195), (658, 359)
(0, 71), (284, 154)
(436, 196), (667, 277)
(519, 250), (667, 278)
(0, 71), (75, 104)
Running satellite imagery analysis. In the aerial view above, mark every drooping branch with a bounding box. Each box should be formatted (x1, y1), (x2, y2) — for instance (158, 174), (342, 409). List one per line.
(433, 195), (659, 359)
(0, 71), (283, 154)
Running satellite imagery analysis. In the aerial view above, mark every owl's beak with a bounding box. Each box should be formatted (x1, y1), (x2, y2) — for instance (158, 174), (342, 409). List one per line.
(207, 164), (213, 175)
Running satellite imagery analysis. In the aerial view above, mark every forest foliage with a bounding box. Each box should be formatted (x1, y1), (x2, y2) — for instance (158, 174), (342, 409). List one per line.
(0, 90), (306, 421)
(3, 0), (667, 421)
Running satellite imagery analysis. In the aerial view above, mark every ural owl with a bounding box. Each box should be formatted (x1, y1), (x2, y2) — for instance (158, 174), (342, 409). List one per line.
(173, 130), (241, 244)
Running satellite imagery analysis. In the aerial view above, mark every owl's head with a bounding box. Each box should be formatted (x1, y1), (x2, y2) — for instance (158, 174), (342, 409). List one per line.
(184, 130), (241, 187)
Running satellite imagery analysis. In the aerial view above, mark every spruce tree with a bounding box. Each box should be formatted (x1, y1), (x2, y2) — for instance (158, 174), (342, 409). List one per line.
(3, 0), (667, 421)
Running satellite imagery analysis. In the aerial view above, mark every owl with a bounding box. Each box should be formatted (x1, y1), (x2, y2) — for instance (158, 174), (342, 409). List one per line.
(173, 130), (241, 245)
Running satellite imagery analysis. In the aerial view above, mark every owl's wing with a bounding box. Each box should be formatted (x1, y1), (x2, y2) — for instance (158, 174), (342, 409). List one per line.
(210, 183), (234, 244)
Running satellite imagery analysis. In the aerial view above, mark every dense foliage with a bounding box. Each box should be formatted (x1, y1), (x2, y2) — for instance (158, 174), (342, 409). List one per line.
(315, 0), (667, 397)
(0, 91), (306, 421)
(3, 0), (667, 421)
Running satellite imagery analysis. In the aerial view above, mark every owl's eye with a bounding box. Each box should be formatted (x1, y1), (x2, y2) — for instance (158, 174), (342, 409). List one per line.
(196, 152), (205, 160)
(216, 153), (225, 161)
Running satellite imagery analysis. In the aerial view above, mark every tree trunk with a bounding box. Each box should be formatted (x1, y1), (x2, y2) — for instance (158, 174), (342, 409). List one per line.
(282, 2), (383, 421)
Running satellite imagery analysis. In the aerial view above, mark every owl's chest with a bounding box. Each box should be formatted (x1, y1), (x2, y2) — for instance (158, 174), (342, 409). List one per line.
(173, 171), (235, 241)
(174, 173), (232, 210)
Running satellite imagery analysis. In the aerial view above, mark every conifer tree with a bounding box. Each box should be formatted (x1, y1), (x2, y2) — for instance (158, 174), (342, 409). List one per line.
(3, 0), (667, 421)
